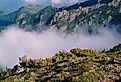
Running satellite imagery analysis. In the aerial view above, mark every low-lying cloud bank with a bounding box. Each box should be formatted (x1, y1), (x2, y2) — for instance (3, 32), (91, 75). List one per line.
(0, 26), (120, 67)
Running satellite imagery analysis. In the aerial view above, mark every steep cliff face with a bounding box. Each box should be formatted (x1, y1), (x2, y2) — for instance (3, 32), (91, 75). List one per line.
(0, 44), (121, 82)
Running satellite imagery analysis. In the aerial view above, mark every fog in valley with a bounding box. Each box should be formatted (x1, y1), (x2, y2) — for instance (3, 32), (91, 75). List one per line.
(0, 25), (120, 67)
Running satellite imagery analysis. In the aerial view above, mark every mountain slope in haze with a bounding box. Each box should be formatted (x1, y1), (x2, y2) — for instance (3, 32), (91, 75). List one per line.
(0, 5), (58, 31)
(0, 11), (3, 15)
(0, 0), (121, 34)
(0, 5), (41, 31)
(0, 44), (121, 82)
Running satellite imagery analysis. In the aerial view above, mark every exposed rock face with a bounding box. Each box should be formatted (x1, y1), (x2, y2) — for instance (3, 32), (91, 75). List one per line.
(0, 44), (121, 82)
(52, 0), (121, 33)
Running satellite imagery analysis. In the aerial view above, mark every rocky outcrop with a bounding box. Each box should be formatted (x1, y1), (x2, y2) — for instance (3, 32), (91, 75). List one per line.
(52, 0), (121, 33)
(0, 45), (121, 82)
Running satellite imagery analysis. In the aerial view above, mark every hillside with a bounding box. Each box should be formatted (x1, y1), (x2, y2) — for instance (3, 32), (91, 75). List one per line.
(0, 0), (121, 34)
(52, 0), (121, 33)
(0, 5), (58, 31)
(0, 44), (121, 82)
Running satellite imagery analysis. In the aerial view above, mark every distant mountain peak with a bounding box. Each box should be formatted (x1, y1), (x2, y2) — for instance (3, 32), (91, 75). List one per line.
(18, 4), (42, 14)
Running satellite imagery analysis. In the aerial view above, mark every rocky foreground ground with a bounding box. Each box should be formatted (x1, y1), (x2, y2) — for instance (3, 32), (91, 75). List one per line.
(0, 44), (121, 82)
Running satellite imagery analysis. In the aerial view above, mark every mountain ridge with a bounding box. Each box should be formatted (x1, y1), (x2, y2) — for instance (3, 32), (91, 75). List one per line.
(0, 0), (120, 34)
(0, 44), (121, 82)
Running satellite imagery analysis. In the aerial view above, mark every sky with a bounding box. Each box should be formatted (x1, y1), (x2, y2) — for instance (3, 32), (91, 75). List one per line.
(0, 0), (88, 13)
